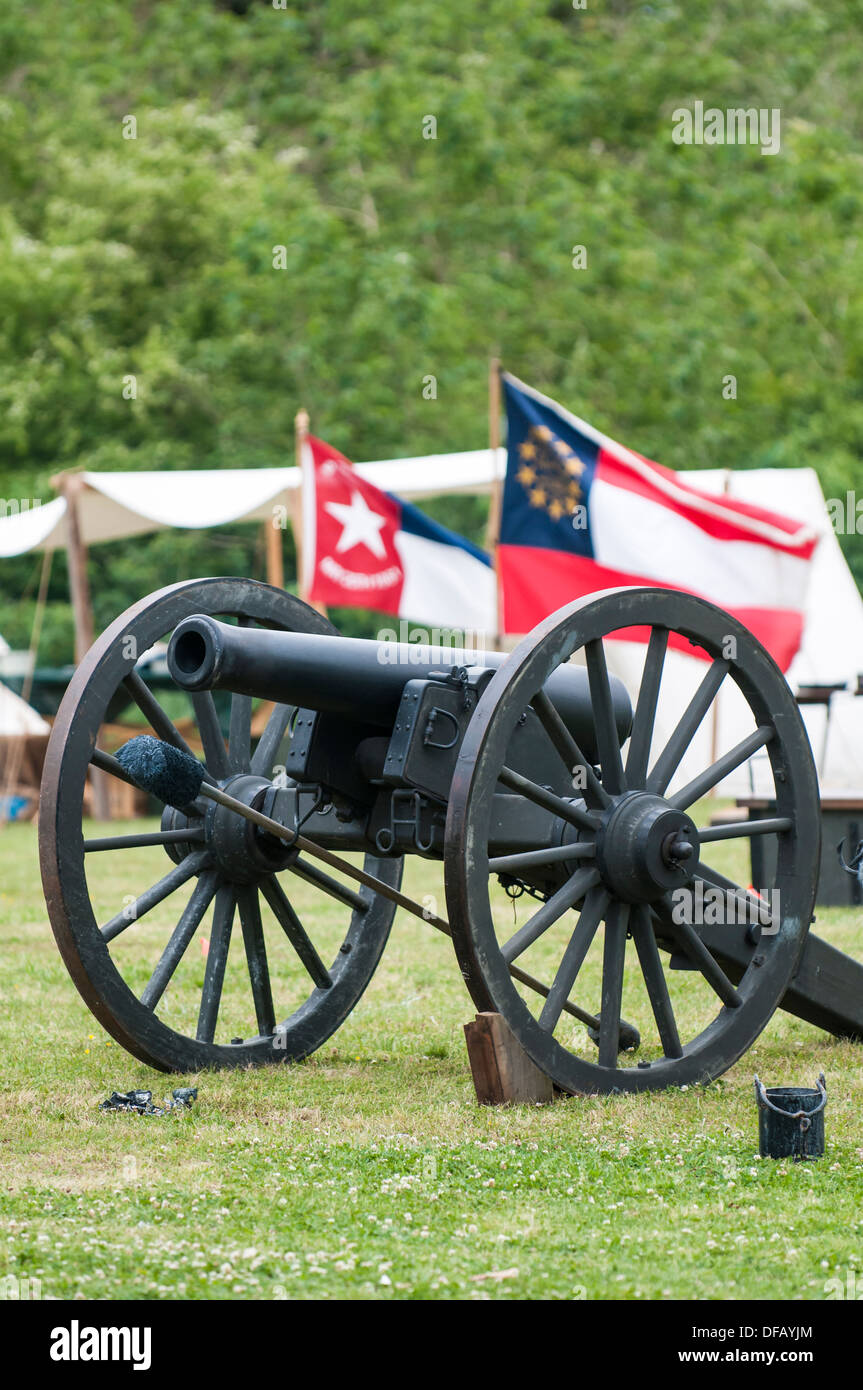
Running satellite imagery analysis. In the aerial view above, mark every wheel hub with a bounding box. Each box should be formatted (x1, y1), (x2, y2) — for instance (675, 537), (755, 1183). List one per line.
(162, 773), (298, 883)
(595, 791), (699, 904)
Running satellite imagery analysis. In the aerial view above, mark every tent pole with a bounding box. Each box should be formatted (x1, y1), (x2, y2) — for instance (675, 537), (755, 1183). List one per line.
(55, 472), (110, 819)
(264, 516), (284, 590)
(57, 473), (95, 662)
(294, 407), (310, 602)
(484, 356), (503, 650)
(294, 409), (328, 616)
(707, 469), (733, 794)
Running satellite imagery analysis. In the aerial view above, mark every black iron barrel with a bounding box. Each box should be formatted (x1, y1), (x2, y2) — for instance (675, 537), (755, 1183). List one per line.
(167, 615), (632, 754)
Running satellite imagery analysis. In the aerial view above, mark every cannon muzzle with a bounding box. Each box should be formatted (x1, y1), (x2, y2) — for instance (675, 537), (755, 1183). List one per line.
(167, 614), (632, 755)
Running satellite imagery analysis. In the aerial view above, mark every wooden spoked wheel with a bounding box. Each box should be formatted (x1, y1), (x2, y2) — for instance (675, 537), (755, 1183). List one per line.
(444, 588), (820, 1094)
(40, 578), (401, 1073)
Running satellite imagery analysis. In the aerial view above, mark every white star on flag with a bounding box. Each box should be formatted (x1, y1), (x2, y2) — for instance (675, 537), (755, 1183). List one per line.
(324, 490), (388, 558)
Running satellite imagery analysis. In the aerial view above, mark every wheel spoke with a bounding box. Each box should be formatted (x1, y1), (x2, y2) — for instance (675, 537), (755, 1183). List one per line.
(122, 669), (194, 754)
(85, 827), (205, 853)
(141, 870), (219, 1009)
(489, 842), (596, 874)
(630, 903), (682, 1058)
(538, 887), (608, 1032)
(286, 857), (368, 913)
(101, 850), (211, 942)
(124, 669), (216, 784)
(196, 885), (236, 1043)
(669, 726), (774, 810)
(228, 692), (253, 775)
(190, 691), (230, 780)
(235, 884), (276, 1036)
(260, 876), (332, 990)
(646, 658), (729, 796)
(264, 817), (450, 935)
(696, 864), (775, 928)
(652, 894), (742, 1008)
(697, 816), (792, 844)
(625, 625), (668, 787)
(585, 638), (626, 795)
(498, 765), (598, 833)
(91, 746), (142, 789)
(530, 690), (611, 809)
(501, 866), (600, 964)
(597, 900), (630, 1067)
(251, 703), (294, 777)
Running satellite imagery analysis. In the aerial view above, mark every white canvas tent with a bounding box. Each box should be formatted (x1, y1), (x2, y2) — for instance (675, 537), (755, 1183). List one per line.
(0, 681), (49, 737)
(0, 455), (861, 790)
(0, 679), (50, 823)
(0, 451), (505, 557)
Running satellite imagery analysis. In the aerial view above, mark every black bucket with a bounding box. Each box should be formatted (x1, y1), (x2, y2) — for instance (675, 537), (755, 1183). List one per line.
(754, 1074), (827, 1161)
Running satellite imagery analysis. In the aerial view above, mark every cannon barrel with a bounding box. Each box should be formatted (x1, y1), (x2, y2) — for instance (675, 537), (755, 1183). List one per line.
(167, 615), (632, 752)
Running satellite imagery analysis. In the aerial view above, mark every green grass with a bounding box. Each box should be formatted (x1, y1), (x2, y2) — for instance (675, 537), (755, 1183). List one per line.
(1, 816), (862, 1301)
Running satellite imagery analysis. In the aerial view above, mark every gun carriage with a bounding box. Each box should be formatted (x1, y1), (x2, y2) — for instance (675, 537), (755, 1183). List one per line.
(39, 578), (863, 1094)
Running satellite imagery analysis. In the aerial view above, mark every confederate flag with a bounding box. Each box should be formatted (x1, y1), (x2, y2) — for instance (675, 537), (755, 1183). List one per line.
(303, 435), (496, 633)
(498, 373), (818, 669)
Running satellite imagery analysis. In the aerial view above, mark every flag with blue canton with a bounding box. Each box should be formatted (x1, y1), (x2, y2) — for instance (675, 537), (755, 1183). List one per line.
(500, 372), (598, 559)
(496, 370), (816, 671)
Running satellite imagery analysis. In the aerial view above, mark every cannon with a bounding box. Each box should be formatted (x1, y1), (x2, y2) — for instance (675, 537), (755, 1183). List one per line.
(39, 577), (863, 1093)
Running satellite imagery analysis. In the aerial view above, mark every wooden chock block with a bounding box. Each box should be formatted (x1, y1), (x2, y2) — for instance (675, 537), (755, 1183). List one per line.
(464, 1011), (553, 1106)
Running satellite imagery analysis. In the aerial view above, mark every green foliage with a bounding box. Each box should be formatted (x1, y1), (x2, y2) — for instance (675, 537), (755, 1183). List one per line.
(0, 0), (862, 660)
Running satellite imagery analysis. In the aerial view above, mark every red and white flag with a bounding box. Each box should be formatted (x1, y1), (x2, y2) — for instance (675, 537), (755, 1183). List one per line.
(302, 435), (496, 632)
(499, 374), (819, 669)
